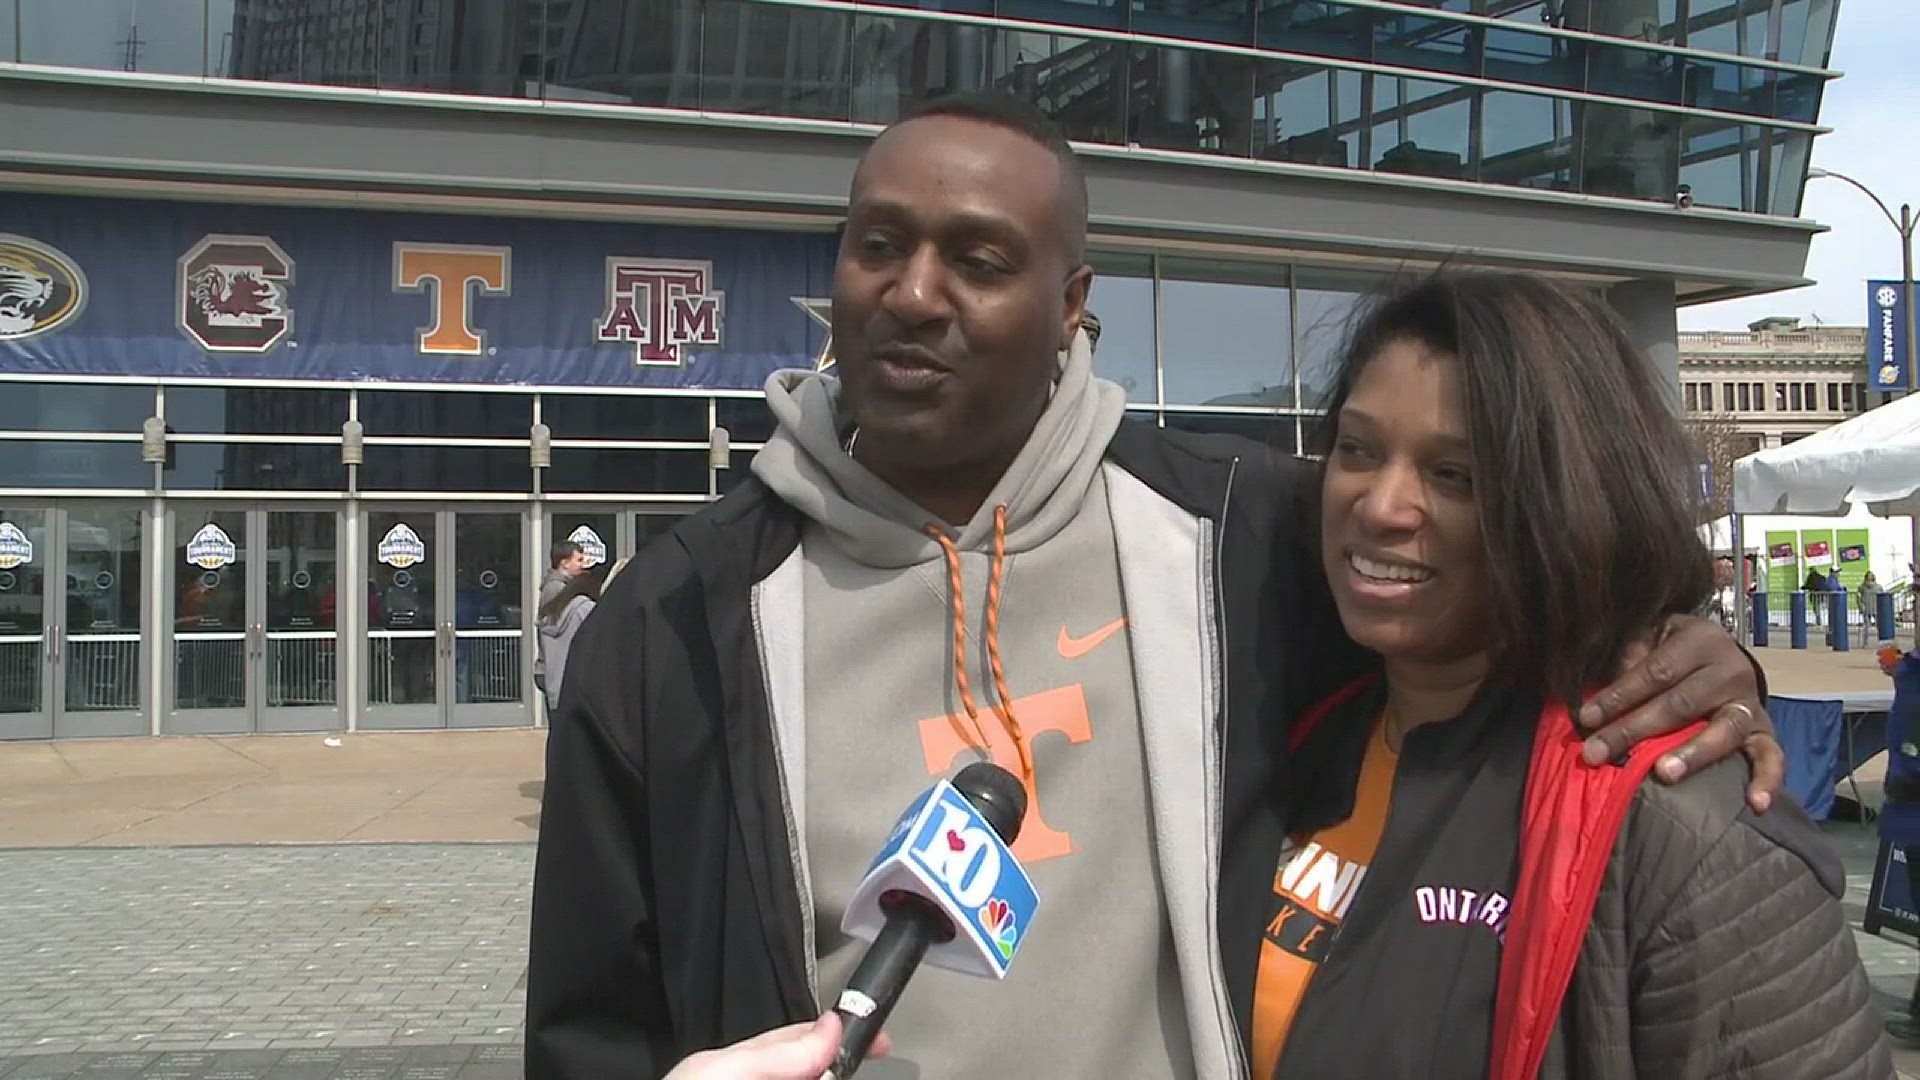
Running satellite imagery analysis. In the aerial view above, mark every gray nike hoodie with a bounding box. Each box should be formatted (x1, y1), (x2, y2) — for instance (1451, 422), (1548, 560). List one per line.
(749, 331), (1206, 1080)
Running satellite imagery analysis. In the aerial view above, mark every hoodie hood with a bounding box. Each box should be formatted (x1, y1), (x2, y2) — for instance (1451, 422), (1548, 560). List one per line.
(751, 328), (1126, 569)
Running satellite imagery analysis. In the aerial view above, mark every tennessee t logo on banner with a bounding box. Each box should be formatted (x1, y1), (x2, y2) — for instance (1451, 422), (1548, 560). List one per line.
(393, 243), (511, 355)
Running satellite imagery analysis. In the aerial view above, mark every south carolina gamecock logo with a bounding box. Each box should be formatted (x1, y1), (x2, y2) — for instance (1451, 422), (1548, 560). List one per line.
(178, 235), (295, 353)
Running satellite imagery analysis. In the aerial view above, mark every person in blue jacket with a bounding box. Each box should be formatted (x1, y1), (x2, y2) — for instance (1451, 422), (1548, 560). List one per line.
(1879, 643), (1920, 1044)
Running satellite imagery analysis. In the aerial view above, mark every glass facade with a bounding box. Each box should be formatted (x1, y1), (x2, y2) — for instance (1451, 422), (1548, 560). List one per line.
(1, 0), (1836, 217)
(0, 250), (1387, 493)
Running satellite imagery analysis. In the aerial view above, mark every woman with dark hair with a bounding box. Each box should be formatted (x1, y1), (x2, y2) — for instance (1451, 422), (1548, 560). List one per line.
(536, 570), (601, 712)
(1247, 272), (1891, 1078)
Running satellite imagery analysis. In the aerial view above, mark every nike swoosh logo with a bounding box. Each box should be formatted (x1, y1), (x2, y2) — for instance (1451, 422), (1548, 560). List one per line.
(1057, 617), (1127, 660)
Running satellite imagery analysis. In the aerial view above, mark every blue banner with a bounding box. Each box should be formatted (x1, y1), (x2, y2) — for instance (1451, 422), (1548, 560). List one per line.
(1868, 279), (1914, 392)
(0, 193), (836, 389)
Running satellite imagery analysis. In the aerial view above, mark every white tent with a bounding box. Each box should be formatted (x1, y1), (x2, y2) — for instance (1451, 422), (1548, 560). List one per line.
(1732, 392), (1920, 642)
(1734, 391), (1920, 517)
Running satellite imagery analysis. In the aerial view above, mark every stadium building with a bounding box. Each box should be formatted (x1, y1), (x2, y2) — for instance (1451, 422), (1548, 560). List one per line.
(0, 0), (1840, 738)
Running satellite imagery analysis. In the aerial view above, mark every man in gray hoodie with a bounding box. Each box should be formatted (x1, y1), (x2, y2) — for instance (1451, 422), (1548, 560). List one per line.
(525, 91), (1783, 1080)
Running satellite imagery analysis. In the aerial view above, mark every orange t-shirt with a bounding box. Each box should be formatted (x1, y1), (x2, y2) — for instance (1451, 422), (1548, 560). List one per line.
(1249, 715), (1400, 1080)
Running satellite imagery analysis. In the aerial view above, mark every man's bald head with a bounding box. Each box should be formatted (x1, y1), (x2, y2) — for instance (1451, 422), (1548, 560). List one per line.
(869, 91), (1089, 266)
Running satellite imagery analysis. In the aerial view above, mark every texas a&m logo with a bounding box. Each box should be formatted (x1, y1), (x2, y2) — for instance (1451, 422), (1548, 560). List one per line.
(178, 235), (295, 353)
(595, 257), (725, 366)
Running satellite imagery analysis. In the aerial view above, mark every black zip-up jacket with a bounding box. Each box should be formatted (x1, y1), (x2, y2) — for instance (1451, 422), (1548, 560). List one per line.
(525, 421), (1372, 1079)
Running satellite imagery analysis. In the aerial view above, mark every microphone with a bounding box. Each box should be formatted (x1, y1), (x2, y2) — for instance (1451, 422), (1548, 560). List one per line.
(824, 761), (1039, 1079)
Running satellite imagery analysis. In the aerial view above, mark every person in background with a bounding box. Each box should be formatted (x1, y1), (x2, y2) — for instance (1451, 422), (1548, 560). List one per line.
(1252, 272), (1889, 1079)
(534, 540), (588, 700)
(536, 570), (600, 713)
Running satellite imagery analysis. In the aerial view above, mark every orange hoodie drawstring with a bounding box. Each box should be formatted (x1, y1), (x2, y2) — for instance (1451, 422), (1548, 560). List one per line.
(923, 505), (1034, 788)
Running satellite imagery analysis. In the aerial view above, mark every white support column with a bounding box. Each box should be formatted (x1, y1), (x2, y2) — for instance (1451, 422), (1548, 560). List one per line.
(148, 496), (166, 736)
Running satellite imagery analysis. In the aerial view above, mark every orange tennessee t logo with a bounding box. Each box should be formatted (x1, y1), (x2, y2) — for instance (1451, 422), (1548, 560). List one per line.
(393, 242), (511, 355)
(917, 683), (1092, 864)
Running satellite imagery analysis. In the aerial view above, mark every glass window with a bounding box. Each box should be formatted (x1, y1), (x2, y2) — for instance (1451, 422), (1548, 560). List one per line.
(1826, 383), (1839, 412)
(1295, 267), (1383, 409)
(1775, 0), (1839, 68)
(2, 441), (150, 488)
(701, 0), (850, 120)
(1721, 383), (1734, 411)
(536, 0), (696, 108)
(1738, 382), (1751, 411)
(1682, 0), (1770, 59)
(1578, 103), (1678, 202)
(1163, 412), (1298, 455)
(1479, 89), (1574, 191)
(1752, 381), (1765, 410)
(1684, 383), (1698, 411)
(358, 390), (531, 438)
(1585, 41), (1681, 106)
(1678, 118), (1753, 211)
(1157, 259), (1291, 408)
(359, 446), (531, 492)
(1131, 0), (1253, 46)
(1789, 383), (1802, 411)
(1085, 254), (1157, 404)
(847, 18), (1009, 127)
(716, 397), (778, 444)
(0, 1), (15, 63)
(996, 0), (1125, 31)
(1765, 128), (1812, 216)
(166, 444), (349, 491)
(1484, 25), (1583, 91)
(541, 394), (707, 441)
(18, 0), (206, 75)
(979, 33), (1127, 146)
(1682, 54), (1772, 118)
(1131, 47), (1255, 158)
(1803, 381), (1815, 406)
(1840, 383), (1853, 411)
(1367, 76), (1472, 180)
(1254, 63), (1361, 170)
(1773, 383), (1786, 410)
(1372, 9), (1475, 78)
(1257, 1), (1372, 64)
(1773, 70), (1823, 125)
(163, 387), (350, 436)
(545, 449), (710, 495)
(0, 383), (154, 433)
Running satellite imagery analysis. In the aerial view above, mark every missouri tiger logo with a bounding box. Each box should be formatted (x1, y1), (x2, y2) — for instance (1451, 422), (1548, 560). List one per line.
(0, 235), (87, 343)
(178, 235), (295, 353)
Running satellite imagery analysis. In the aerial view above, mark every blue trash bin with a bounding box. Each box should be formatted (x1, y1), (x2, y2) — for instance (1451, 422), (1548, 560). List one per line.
(1751, 592), (1770, 647)
(1831, 589), (1850, 652)
(1790, 591), (1808, 650)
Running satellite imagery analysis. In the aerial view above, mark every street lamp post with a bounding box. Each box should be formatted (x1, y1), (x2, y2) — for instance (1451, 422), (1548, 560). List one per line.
(1808, 167), (1920, 646)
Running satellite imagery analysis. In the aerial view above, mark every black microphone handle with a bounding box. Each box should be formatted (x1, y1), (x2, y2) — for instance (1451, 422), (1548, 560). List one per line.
(826, 899), (951, 1079)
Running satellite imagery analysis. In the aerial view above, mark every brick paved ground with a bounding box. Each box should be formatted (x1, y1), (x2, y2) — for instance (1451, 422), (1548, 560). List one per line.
(3, 828), (1920, 1077)
(0, 845), (531, 1077)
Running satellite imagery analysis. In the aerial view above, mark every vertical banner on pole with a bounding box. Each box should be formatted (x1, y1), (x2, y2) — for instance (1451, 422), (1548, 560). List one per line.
(1868, 280), (1913, 392)
(1835, 529), (1873, 592)
(1766, 532), (1801, 595)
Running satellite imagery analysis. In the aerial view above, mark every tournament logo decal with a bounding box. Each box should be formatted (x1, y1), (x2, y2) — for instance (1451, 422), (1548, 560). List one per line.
(378, 523), (427, 569)
(0, 235), (87, 343)
(566, 524), (607, 567)
(178, 234), (296, 353)
(0, 522), (34, 570)
(185, 523), (238, 570)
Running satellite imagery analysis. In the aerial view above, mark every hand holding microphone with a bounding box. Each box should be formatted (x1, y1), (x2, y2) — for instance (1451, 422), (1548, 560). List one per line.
(824, 761), (1038, 1079)
(661, 1013), (890, 1080)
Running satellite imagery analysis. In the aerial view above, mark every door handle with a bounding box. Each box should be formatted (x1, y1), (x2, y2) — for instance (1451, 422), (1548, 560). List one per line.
(252, 623), (265, 661)
(50, 625), (60, 664)
(45, 625), (56, 664)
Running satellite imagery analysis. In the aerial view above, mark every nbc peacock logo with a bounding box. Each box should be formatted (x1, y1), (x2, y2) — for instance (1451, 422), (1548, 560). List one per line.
(978, 898), (1019, 962)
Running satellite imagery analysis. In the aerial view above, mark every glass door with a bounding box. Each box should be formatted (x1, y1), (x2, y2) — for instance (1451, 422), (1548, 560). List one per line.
(546, 508), (617, 590)
(169, 507), (251, 733)
(364, 507), (528, 729)
(55, 505), (147, 737)
(450, 510), (526, 728)
(365, 509), (441, 728)
(262, 510), (341, 732)
(0, 506), (52, 740)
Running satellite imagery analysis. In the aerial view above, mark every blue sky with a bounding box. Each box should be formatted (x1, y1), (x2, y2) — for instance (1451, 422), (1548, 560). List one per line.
(1682, 0), (1920, 330)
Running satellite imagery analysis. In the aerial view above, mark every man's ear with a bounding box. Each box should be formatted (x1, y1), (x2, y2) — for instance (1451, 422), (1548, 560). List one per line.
(1060, 263), (1094, 352)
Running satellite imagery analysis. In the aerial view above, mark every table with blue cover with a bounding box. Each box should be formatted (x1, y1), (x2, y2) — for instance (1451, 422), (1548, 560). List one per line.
(1768, 692), (1892, 820)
